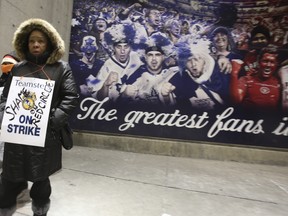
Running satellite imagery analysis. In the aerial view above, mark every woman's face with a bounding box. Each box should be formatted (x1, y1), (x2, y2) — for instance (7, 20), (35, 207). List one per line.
(28, 30), (48, 56)
(213, 32), (228, 50)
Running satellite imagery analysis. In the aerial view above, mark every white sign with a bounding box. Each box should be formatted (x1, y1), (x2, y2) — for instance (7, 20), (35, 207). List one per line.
(0, 76), (55, 147)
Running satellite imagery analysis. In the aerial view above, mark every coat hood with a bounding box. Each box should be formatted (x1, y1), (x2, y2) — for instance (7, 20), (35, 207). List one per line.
(12, 18), (65, 64)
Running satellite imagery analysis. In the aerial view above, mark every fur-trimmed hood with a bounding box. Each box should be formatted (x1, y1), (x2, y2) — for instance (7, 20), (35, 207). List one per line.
(12, 18), (65, 64)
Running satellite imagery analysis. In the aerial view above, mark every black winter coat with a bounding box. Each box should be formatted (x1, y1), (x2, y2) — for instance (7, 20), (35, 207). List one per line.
(1, 60), (79, 182)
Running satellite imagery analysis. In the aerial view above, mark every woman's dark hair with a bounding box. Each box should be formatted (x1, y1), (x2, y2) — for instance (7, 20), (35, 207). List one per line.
(24, 29), (53, 55)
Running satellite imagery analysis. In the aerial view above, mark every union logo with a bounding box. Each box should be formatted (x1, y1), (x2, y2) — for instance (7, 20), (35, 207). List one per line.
(22, 91), (37, 110)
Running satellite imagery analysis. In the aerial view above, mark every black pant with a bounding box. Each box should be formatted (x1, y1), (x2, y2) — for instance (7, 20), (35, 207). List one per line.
(0, 177), (51, 208)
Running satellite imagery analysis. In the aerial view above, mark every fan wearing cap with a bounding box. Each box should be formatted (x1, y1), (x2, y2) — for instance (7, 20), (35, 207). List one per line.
(69, 35), (104, 97)
(120, 36), (181, 107)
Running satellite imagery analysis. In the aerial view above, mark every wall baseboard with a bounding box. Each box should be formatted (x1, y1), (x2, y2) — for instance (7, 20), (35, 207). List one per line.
(73, 131), (288, 166)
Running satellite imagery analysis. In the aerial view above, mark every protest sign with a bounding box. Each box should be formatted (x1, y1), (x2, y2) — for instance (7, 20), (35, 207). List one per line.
(0, 76), (55, 147)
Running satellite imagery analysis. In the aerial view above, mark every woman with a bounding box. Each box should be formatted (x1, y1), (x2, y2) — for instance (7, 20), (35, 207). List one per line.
(210, 27), (240, 59)
(0, 18), (79, 216)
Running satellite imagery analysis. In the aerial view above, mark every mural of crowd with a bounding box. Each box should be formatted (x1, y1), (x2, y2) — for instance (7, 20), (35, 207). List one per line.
(69, 0), (288, 113)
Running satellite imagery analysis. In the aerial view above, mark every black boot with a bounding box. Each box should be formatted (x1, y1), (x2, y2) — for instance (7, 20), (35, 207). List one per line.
(0, 205), (16, 216)
(32, 199), (50, 216)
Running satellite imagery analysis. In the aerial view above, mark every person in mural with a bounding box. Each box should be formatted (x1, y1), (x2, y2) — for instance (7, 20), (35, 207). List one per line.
(178, 23), (206, 48)
(116, 2), (161, 37)
(241, 25), (271, 76)
(278, 64), (288, 112)
(71, 8), (85, 30)
(158, 19), (181, 67)
(190, 23), (205, 38)
(271, 27), (286, 47)
(119, 33), (181, 107)
(180, 20), (190, 36)
(70, 8), (86, 43)
(90, 13), (110, 61)
(177, 39), (229, 111)
(70, 35), (104, 97)
(234, 31), (250, 51)
(118, 4), (166, 60)
(209, 26), (242, 62)
(209, 26), (243, 102)
(269, 15), (288, 48)
(276, 15), (288, 112)
(0, 18), (79, 216)
(142, 7), (163, 36)
(70, 8), (89, 63)
(85, 13), (98, 33)
(163, 18), (181, 44)
(91, 23), (144, 102)
(230, 45), (281, 111)
(162, 18), (189, 67)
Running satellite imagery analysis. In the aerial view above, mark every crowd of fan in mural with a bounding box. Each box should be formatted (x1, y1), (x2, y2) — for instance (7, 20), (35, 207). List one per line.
(69, 0), (288, 112)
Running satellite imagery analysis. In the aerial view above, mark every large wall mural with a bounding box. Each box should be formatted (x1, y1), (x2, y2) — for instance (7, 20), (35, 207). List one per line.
(69, 0), (288, 148)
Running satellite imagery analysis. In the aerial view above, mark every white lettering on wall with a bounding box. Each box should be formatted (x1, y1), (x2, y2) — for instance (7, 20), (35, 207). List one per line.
(207, 107), (264, 138)
(118, 110), (209, 131)
(77, 97), (117, 121)
(75, 98), (288, 138)
(272, 117), (288, 136)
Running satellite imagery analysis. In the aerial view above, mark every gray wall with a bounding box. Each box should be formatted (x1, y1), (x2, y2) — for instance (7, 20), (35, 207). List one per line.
(0, 0), (73, 61)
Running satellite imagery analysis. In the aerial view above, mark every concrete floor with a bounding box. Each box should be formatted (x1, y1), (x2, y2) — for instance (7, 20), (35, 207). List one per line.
(2, 146), (288, 216)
